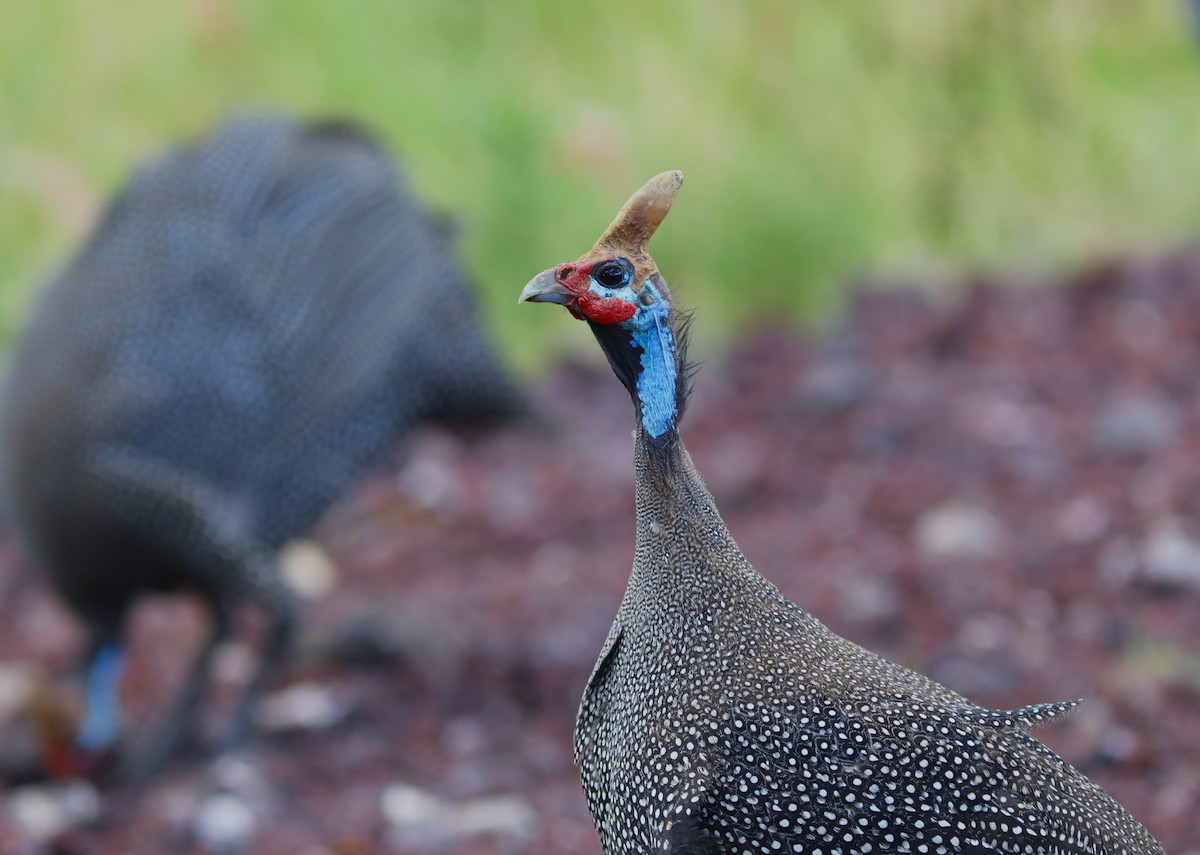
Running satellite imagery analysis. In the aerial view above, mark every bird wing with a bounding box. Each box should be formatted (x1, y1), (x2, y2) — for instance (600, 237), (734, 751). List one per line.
(574, 619), (624, 764)
(677, 690), (1161, 854)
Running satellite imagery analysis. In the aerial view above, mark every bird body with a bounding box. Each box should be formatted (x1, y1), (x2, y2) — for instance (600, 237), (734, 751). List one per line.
(0, 112), (523, 776)
(520, 173), (1163, 854)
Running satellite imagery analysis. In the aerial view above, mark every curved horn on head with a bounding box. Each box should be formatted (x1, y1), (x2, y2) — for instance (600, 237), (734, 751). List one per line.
(591, 170), (683, 256)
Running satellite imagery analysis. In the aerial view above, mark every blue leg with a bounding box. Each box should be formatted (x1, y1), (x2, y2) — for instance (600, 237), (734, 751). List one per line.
(77, 641), (126, 752)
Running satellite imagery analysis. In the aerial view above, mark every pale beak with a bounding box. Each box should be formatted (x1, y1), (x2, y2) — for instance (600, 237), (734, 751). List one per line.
(518, 268), (574, 305)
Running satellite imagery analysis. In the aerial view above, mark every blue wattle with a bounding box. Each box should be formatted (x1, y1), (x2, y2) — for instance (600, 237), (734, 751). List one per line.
(77, 642), (127, 751)
(632, 301), (677, 437)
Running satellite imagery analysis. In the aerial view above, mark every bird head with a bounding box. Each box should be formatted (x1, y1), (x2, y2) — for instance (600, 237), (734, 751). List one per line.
(519, 170), (681, 324)
(519, 171), (691, 441)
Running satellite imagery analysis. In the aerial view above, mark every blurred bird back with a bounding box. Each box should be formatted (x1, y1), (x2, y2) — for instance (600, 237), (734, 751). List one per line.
(2, 112), (521, 559)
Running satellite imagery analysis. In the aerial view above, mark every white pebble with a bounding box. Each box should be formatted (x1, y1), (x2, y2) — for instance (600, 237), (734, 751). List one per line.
(280, 539), (338, 600)
(381, 782), (536, 847)
(913, 499), (1004, 560)
(8, 780), (100, 842)
(259, 682), (346, 733)
(192, 792), (257, 852)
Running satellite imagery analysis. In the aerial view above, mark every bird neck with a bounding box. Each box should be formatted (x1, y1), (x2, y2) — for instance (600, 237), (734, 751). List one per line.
(628, 430), (792, 648)
(629, 304), (679, 439)
(634, 421), (685, 481)
(587, 299), (684, 440)
(631, 426), (741, 584)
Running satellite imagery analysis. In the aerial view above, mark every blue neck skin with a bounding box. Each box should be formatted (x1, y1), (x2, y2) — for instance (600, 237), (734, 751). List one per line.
(605, 277), (677, 438)
(77, 642), (126, 752)
(631, 297), (677, 438)
(583, 272), (680, 439)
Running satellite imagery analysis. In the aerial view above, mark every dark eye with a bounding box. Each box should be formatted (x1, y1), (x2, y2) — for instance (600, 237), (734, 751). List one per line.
(593, 259), (631, 289)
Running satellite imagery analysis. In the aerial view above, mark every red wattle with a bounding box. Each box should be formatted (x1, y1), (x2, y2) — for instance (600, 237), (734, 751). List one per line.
(579, 293), (637, 324)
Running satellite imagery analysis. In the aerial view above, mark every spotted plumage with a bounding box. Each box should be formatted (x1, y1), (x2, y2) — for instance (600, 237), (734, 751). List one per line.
(520, 172), (1163, 854)
(0, 112), (523, 778)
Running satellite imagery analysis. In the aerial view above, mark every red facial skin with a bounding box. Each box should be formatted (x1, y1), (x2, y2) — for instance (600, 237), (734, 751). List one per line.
(556, 261), (637, 325)
(43, 742), (110, 781)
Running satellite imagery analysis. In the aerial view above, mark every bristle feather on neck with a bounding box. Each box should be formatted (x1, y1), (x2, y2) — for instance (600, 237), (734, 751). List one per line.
(672, 308), (697, 419)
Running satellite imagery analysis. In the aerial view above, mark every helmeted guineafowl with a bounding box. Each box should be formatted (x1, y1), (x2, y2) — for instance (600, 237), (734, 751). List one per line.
(519, 172), (1163, 854)
(0, 112), (524, 779)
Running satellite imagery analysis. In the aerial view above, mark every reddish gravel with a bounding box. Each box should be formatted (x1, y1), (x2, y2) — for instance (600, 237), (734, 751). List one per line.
(1, 251), (1199, 853)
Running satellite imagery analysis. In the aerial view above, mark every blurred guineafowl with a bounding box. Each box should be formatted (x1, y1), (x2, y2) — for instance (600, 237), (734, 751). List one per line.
(0, 112), (523, 778)
(519, 173), (1163, 854)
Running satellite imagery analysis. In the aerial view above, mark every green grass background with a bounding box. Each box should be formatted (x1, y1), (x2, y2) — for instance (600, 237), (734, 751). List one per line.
(3, 0), (1200, 366)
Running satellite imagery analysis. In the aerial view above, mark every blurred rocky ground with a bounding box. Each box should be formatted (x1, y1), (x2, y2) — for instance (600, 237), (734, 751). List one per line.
(1, 250), (1199, 853)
